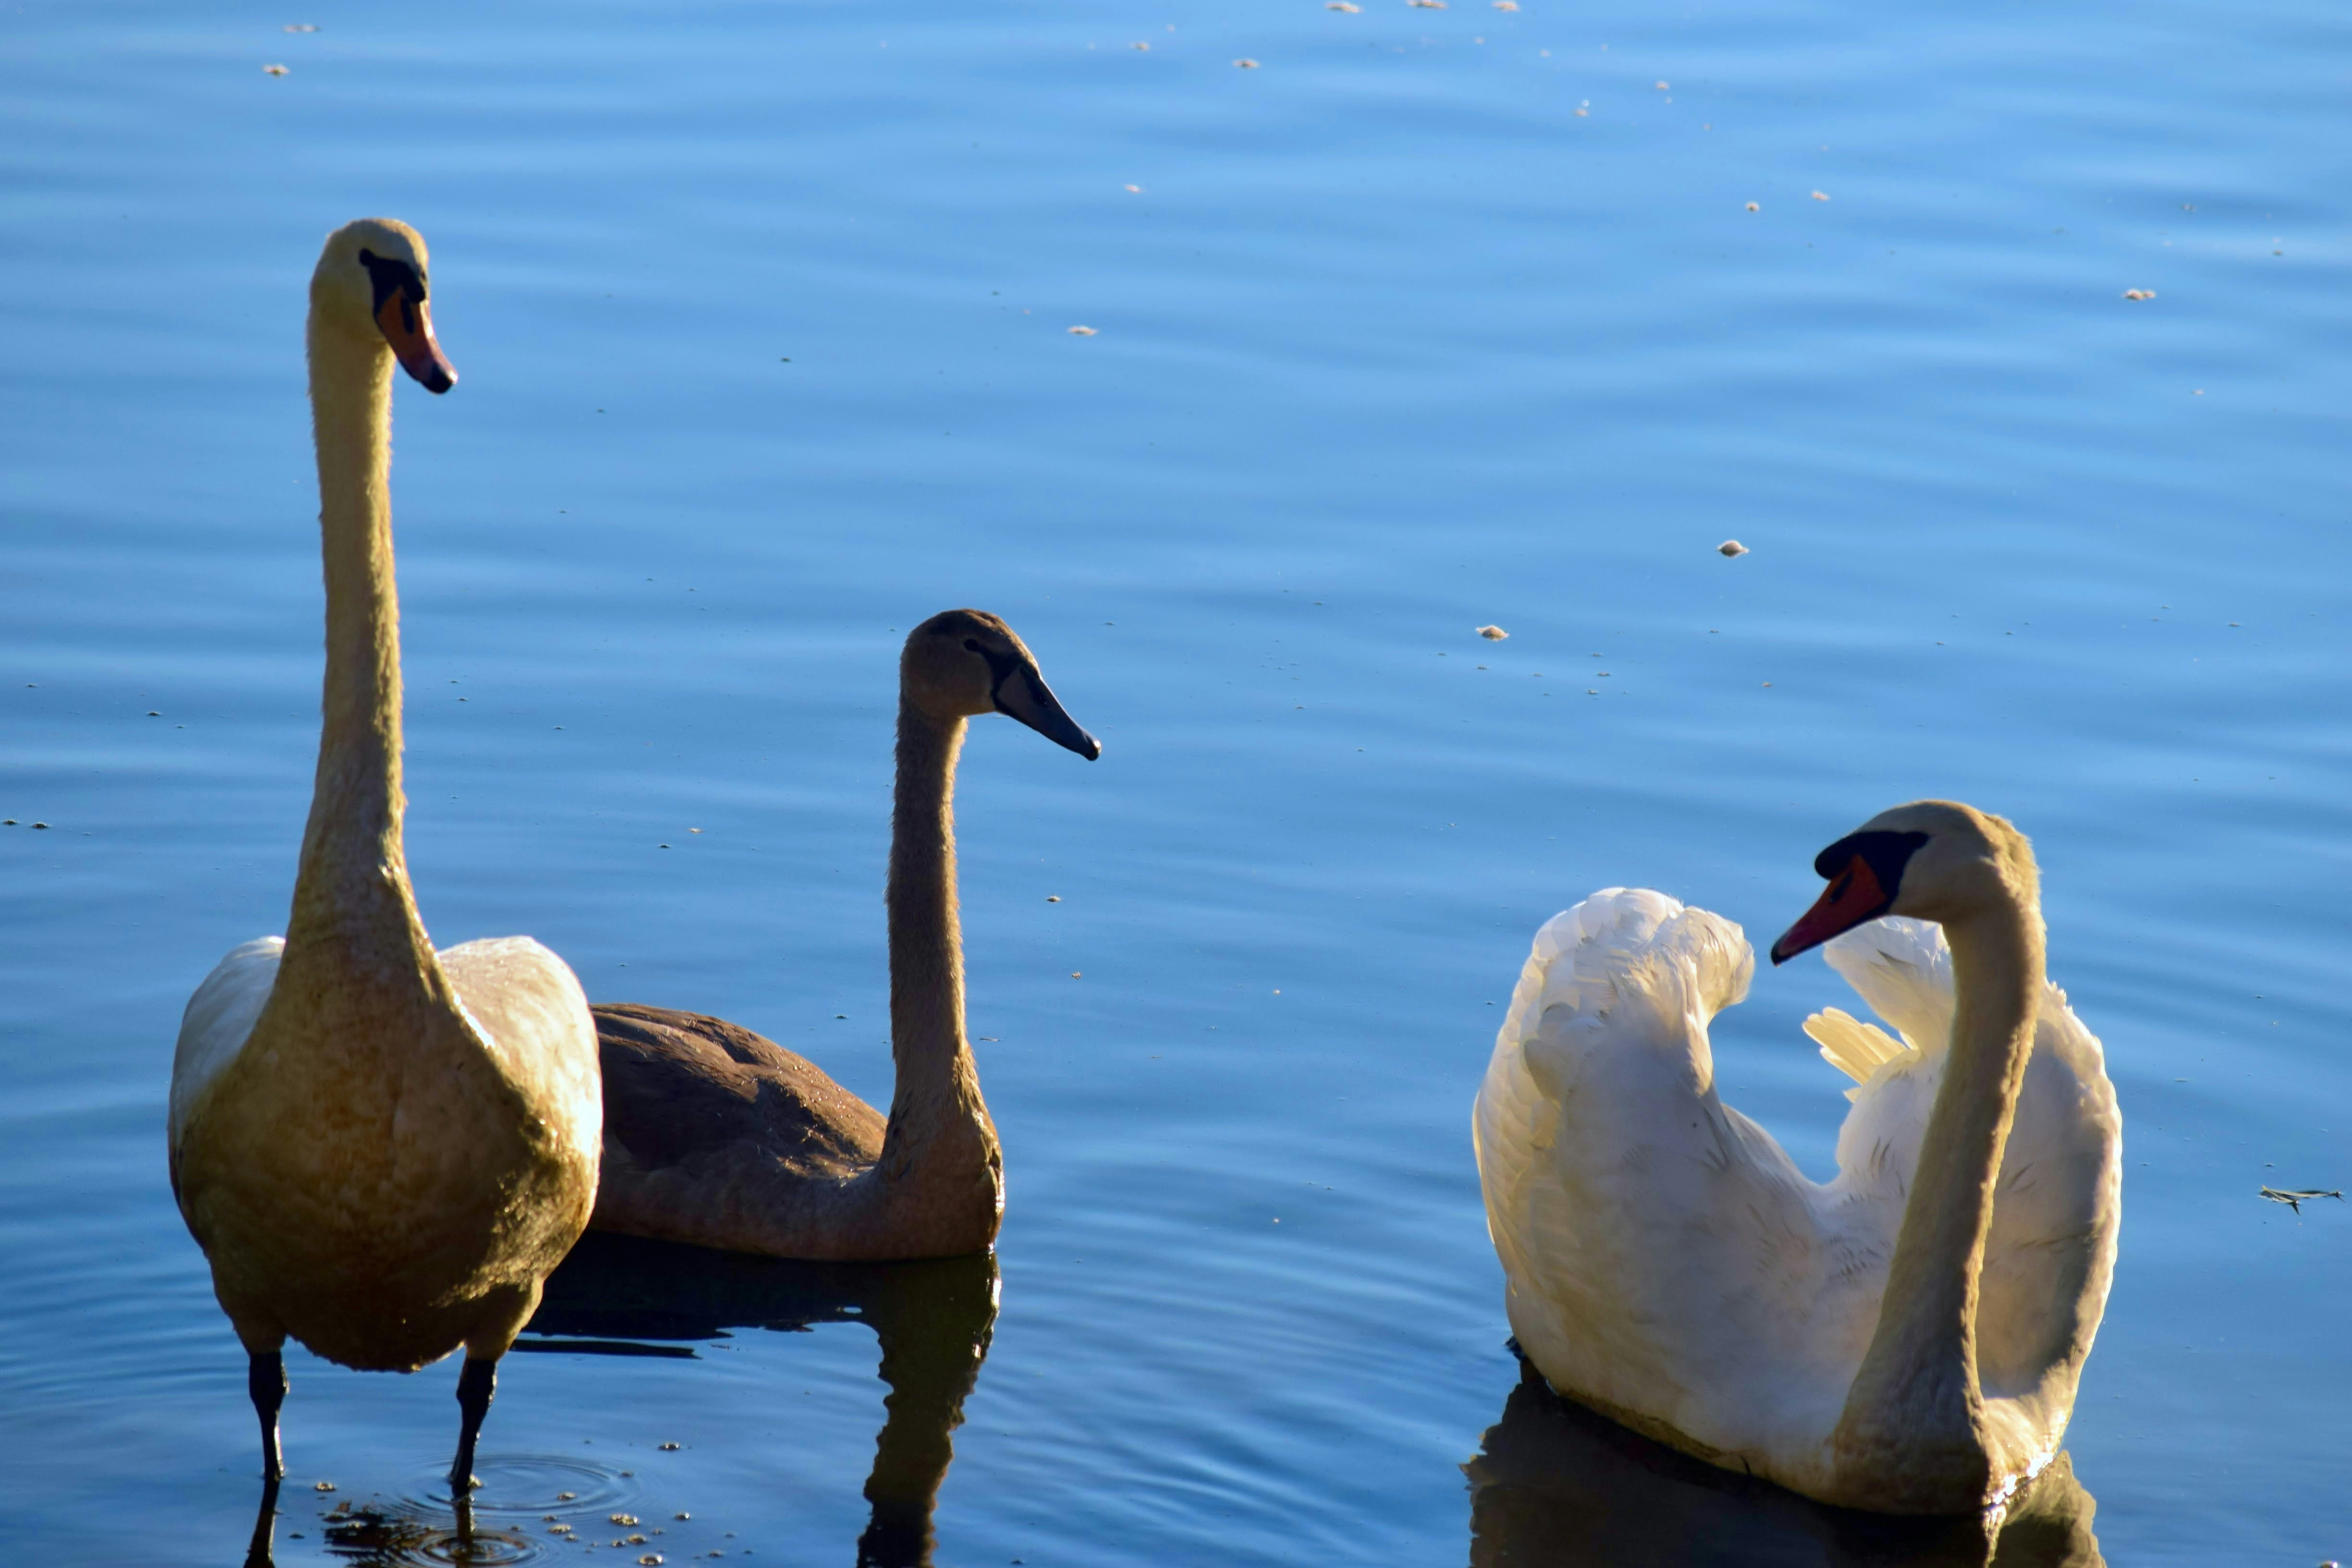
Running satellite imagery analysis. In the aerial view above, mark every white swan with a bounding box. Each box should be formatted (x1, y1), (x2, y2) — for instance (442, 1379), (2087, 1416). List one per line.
(1472, 801), (2121, 1516)
(168, 219), (602, 1490)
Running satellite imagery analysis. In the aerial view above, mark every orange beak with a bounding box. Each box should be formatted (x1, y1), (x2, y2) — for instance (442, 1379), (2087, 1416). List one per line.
(1769, 853), (1889, 965)
(376, 289), (456, 394)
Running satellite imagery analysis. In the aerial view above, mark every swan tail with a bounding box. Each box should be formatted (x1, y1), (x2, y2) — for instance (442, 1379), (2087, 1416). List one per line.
(1804, 1007), (1913, 1101)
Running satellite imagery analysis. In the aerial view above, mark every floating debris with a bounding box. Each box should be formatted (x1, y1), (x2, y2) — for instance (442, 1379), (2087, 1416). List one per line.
(657, 1441), (682, 1450)
(1810, 189), (1829, 201)
(1745, 201), (1760, 211)
(1327, 2), (1362, 10)
(1493, 1), (1519, 9)
(1046, 895), (1061, 902)
(2259, 1186), (2343, 1214)
(1478, 624), (1509, 640)
(1233, 56), (1260, 66)
(284, 22), (318, 30)
(558, 1493), (577, 1501)
(1124, 183), (1142, 192)
(315, 1482), (336, 1492)
(1718, 539), (1748, 557)
(263, 63), (289, 75)
(612, 1514), (641, 1527)
(1408, 0), (1447, 7)
(2122, 288), (2156, 301)
(1071, 972), (1083, 979)
(1654, 80), (1669, 89)
(1131, 39), (1150, 49)
(1067, 325), (1098, 336)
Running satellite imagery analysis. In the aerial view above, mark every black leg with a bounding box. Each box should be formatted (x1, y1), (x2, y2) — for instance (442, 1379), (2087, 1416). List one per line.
(248, 1349), (288, 1482)
(449, 1357), (497, 1493)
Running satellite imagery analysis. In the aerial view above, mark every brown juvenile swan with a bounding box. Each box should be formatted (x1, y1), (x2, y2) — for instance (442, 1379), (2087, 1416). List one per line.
(590, 609), (1100, 1259)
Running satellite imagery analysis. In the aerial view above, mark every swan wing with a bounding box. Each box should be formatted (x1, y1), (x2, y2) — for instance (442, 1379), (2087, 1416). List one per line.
(1475, 889), (1848, 1468)
(170, 937), (285, 1161)
(1823, 913), (1954, 1051)
(1977, 976), (2122, 1400)
(437, 937), (604, 1176)
(1819, 918), (2122, 1408)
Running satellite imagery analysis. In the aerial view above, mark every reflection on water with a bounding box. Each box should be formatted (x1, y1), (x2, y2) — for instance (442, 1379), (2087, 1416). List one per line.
(523, 1234), (1000, 1568)
(314, 1500), (535, 1568)
(244, 1480), (539, 1568)
(1467, 1358), (2101, 1568)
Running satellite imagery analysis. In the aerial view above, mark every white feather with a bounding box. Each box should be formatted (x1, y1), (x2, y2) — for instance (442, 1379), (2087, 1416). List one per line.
(169, 936), (284, 1154)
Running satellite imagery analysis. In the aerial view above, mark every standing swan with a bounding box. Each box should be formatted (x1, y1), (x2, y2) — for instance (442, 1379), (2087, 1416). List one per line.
(590, 609), (1100, 1259)
(1473, 801), (2120, 1515)
(169, 219), (602, 1490)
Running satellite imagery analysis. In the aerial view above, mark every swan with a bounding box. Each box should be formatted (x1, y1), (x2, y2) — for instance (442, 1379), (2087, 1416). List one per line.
(168, 219), (602, 1491)
(1472, 801), (2121, 1516)
(589, 608), (1100, 1259)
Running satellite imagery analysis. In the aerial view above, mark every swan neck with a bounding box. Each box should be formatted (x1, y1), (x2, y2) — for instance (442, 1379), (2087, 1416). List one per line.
(279, 312), (437, 989)
(1834, 890), (2041, 1487)
(880, 701), (996, 1181)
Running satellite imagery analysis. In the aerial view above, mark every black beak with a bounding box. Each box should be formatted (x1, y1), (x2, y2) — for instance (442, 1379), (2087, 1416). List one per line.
(994, 666), (1101, 760)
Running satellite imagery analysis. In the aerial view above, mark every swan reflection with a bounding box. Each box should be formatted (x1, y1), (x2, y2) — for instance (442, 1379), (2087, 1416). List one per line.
(522, 1231), (1000, 1568)
(1467, 1361), (2103, 1568)
(241, 1479), (528, 1568)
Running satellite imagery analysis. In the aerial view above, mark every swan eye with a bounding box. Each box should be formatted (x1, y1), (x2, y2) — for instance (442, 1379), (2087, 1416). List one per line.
(963, 638), (982, 652)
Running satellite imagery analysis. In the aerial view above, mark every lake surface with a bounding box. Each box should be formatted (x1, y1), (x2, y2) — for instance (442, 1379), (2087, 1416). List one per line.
(3, 0), (2347, 1561)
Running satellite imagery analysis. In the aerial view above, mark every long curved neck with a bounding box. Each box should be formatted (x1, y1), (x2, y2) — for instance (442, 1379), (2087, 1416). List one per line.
(1833, 890), (2042, 1498)
(877, 701), (998, 1189)
(277, 312), (438, 999)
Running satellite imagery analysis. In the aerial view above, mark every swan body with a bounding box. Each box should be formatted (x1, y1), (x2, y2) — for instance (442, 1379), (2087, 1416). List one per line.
(1473, 803), (2120, 1515)
(172, 936), (600, 1371)
(590, 609), (1099, 1260)
(168, 219), (601, 1484)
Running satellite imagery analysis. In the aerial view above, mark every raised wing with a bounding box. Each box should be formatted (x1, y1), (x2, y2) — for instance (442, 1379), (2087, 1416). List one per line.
(1816, 918), (2122, 1402)
(1476, 889), (1856, 1463)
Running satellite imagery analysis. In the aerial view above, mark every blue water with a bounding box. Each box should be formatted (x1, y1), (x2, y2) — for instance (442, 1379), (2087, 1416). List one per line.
(3, 0), (2348, 1561)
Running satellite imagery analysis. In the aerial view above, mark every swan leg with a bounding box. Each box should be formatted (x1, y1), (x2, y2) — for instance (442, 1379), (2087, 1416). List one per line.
(247, 1348), (288, 1482)
(449, 1357), (497, 1493)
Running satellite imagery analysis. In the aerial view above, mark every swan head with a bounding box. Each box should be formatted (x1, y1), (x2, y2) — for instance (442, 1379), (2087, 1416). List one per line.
(902, 610), (1102, 760)
(1770, 800), (2036, 964)
(311, 218), (456, 393)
